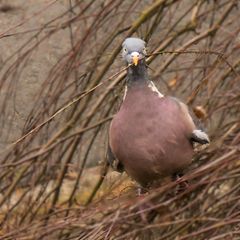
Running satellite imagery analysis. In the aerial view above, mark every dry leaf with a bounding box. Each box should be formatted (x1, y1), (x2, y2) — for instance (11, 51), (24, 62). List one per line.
(193, 105), (207, 119)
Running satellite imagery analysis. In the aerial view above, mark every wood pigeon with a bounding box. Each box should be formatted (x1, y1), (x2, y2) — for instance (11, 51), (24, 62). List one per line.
(108, 37), (209, 188)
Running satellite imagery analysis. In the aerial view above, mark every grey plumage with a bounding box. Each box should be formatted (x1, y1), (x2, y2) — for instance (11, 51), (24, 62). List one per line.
(108, 37), (209, 187)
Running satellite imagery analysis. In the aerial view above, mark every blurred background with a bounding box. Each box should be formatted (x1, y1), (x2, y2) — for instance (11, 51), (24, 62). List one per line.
(0, 0), (239, 239)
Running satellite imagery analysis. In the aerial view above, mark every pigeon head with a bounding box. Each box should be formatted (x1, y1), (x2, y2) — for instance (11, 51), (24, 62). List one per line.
(122, 37), (147, 66)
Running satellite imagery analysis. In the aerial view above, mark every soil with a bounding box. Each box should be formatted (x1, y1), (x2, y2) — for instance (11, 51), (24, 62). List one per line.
(0, 0), (71, 147)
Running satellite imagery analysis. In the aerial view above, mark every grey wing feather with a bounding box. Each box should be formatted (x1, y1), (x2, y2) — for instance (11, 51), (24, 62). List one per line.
(170, 97), (210, 145)
(191, 129), (210, 144)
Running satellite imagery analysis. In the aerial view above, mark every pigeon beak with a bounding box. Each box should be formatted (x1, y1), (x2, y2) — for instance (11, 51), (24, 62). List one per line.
(131, 52), (140, 66)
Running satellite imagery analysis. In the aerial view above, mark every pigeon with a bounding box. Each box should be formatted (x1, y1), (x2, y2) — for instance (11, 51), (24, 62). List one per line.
(108, 37), (209, 188)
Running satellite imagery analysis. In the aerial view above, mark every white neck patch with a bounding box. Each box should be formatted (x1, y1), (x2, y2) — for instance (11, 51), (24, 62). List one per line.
(148, 81), (164, 98)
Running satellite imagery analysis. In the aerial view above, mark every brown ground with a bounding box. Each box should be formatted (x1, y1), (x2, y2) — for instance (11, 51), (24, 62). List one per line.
(0, 0), (70, 147)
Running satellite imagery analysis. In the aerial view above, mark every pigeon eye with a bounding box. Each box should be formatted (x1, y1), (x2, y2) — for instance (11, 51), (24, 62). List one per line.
(123, 48), (128, 53)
